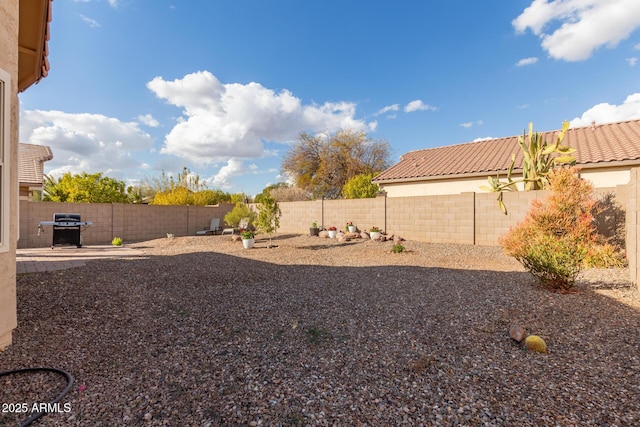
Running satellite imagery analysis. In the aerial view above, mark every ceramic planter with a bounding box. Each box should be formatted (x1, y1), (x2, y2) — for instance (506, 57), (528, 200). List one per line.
(328, 230), (337, 238)
(369, 231), (381, 240)
(348, 225), (355, 233)
(242, 238), (255, 249)
(310, 227), (319, 236)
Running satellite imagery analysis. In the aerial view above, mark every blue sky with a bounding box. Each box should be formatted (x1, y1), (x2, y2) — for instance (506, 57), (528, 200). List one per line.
(19, 0), (640, 197)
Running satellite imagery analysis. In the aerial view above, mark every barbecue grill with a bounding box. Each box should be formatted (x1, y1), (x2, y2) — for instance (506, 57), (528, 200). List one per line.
(38, 213), (93, 248)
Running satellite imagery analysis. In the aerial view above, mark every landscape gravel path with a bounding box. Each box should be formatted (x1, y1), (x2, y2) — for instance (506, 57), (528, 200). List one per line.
(1, 234), (639, 426)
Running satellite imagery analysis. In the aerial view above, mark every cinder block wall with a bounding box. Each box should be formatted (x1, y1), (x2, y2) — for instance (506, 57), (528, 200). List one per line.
(19, 201), (234, 248)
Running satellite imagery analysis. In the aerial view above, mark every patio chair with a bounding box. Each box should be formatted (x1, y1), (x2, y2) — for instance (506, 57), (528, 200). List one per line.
(195, 218), (221, 235)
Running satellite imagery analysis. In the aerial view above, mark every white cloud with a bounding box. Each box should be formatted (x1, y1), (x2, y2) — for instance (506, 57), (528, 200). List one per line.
(210, 158), (246, 189)
(570, 93), (640, 126)
(516, 57), (538, 67)
(460, 120), (484, 129)
(20, 110), (154, 178)
(635, 43), (640, 50)
(78, 14), (101, 28)
(513, 0), (640, 61)
(404, 100), (437, 113)
(138, 114), (160, 127)
(627, 57), (638, 66)
(374, 104), (399, 116)
(147, 71), (369, 164)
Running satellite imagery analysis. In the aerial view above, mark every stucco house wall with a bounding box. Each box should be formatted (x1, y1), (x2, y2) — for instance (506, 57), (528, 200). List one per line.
(379, 165), (633, 198)
(0, 0), (20, 350)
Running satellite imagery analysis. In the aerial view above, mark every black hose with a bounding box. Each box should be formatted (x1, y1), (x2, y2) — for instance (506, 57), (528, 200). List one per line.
(0, 367), (74, 427)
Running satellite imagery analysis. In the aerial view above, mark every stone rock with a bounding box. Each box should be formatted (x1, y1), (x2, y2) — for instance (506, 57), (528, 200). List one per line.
(361, 231), (370, 239)
(509, 324), (527, 342)
(319, 230), (329, 238)
(231, 234), (241, 242)
(336, 232), (349, 242)
(394, 235), (405, 243)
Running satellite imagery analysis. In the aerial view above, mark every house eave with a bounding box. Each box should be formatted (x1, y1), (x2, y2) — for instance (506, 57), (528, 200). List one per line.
(18, 0), (51, 92)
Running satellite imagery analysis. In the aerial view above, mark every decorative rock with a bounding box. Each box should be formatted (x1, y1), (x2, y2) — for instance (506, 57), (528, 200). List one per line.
(336, 232), (349, 242)
(319, 230), (329, 238)
(394, 235), (405, 243)
(509, 325), (526, 342)
(231, 234), (241, 242)
(524, 335), (547, 353)
(361, 231), (370, 239)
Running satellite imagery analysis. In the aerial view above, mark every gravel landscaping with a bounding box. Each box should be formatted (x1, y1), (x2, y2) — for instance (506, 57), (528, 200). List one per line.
(1, 234), (639, 426)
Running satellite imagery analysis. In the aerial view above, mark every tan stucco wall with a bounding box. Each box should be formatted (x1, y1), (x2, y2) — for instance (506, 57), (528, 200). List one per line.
(378, 166), (633, 198)
(0, 0), (19, 350)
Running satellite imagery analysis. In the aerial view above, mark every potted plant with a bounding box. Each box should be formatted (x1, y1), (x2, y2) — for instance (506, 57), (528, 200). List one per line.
(327, 226), (338, 238)
(346, 221), (356, 233)
(310, 221), (319, 236)
(369, 226), (382, 240)
(241, 229), (255, 249)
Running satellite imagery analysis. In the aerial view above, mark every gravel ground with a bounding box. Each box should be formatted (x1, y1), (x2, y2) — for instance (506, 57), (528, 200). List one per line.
(1, 234), (639, 426)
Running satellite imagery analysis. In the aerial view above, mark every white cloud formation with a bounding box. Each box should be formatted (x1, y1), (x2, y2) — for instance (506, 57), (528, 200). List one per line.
(404, 100), (437, 113)
(138, 114), (160, 127)
(513, 0), (640, 61)
(627, 57), (638, 66)
(20, 110), (154, 178)
(78, 14), (101, 28)
(570, 93), (640, 126)
(374, 104), (399, 116)
(516, 57), (538, 67)
(460, 120), (484, 129)
(210, 158), (246, 189)
(147, 71), (370, 164)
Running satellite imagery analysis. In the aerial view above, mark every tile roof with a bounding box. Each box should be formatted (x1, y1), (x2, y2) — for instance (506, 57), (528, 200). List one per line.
(373, 119), (640, 183)
(18, 143), (53, 185)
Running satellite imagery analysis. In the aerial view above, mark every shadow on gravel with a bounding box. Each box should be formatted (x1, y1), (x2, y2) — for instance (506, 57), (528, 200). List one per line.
(2, 249), (640, 426)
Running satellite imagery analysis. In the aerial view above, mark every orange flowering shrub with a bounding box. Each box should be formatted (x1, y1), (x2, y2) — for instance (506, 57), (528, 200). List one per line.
(499, 167), (622, 291)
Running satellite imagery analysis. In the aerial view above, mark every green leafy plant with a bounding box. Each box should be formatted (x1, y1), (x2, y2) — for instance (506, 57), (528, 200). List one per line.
(240, 230), (254, 240)
(370, 226), (381, 233)
(224, 202), (255, 228)
(256, 193), (281, 247)
(499, 167), (623, 291)
(327, 226), (337, 231)
(392, 243), (405, 253)
(311, 221), (318, 229)
(111, 237), (123, 246)
(482, 121), (576, 214)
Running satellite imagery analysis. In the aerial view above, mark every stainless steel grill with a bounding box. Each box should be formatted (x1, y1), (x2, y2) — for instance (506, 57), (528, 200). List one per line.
(38, 213), (93, 248)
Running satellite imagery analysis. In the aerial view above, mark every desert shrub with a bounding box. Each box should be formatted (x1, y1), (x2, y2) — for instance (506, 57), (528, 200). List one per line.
(583, 243), (627, 268)
(111, 237), (123, 246)
(224, 202), (255, 228)
(500, 167), (624, 291)
(392, 243), (405, 253)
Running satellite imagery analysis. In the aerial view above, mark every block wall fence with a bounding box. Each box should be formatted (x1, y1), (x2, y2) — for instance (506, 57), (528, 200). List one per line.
(17, 171), (639, 288)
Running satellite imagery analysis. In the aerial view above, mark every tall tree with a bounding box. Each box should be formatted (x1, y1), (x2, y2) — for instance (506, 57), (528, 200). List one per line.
(43, 172), (131, 203)
(281, 130), (390, 199)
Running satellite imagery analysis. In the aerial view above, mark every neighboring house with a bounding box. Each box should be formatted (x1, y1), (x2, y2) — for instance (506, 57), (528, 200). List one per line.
(373, 119), (640, 197)
(0, 0), (52, 349)
(18, 143), (53, 200)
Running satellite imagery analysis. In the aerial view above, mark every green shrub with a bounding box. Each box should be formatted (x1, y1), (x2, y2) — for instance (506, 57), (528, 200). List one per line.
(112, 237), (123, 246)
(392, 243), (405, 253)
(500, 167), (624, 291)
(224, 202), (255, 228)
